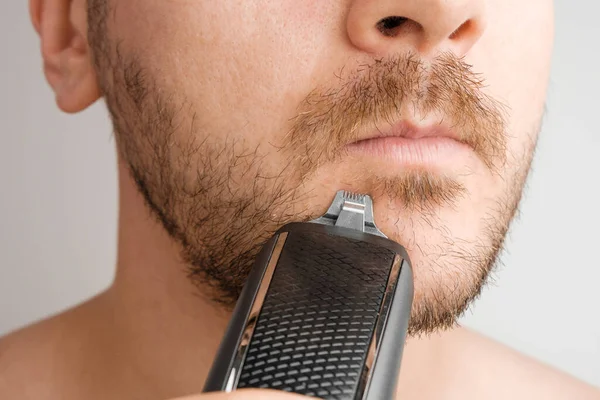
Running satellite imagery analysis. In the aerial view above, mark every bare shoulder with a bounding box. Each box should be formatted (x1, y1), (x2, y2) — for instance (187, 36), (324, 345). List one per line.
(0, 314), (67, 399)
(0, 297), (108, 400)
(440, 327), (600, 400)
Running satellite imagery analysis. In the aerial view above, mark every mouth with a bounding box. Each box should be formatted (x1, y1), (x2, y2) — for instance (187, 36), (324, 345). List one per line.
(345, 120), (474, 169)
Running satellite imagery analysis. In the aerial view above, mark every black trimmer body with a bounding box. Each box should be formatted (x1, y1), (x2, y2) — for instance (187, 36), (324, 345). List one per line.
(204, 191), (414, 400)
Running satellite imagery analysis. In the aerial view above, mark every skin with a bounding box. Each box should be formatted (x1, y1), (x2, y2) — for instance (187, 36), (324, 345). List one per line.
(1, 0), (599, 399)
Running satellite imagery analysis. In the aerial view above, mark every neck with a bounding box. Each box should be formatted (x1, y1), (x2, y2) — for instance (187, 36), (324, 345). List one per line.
(93, 158), (445, 399)
(98, 159), (228, 397)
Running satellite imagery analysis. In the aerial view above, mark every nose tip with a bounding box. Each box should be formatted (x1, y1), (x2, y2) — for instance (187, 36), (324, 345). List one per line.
(347, 0), (487, 58)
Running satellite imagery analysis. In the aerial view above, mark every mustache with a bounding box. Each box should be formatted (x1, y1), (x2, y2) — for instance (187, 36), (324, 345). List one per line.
(285, 52), (508, 173)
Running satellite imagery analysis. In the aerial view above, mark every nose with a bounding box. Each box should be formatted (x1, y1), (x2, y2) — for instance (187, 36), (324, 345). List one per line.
(346, 0), (487, 57)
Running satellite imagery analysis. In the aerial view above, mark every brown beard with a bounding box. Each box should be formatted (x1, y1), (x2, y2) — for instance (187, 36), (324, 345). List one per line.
(87, 0), (535, 336)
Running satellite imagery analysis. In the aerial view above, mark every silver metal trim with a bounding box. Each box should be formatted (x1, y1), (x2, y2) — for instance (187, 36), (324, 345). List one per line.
(356, 254), (404, 400)
(224, 232), (289, 392)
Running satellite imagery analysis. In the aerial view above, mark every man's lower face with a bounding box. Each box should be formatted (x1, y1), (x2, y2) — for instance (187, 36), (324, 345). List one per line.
(91, 7), (541, 336)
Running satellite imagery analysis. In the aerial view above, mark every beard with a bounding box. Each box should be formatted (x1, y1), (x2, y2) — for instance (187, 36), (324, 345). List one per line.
(88, 1), (536, 336)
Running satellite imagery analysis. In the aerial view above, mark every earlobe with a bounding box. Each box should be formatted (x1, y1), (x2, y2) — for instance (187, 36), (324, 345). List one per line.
(29, 0), (42, 35)
(55, 44), (101, 113)
(30, 0), (101, 113)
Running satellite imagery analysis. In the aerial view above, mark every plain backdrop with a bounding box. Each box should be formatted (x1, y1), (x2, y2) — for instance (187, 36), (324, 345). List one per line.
(1, 0), (599, 388)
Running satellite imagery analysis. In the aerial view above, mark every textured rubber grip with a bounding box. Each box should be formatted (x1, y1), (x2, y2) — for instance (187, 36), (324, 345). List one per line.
(236, 230), (395, 399)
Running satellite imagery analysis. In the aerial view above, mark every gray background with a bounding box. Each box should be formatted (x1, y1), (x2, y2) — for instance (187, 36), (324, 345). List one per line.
(1, 0), (598, 387)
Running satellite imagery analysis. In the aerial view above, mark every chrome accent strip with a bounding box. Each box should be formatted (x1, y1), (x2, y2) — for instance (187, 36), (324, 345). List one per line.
(356, 254), (404, 400)
(224, 232), (289, 392)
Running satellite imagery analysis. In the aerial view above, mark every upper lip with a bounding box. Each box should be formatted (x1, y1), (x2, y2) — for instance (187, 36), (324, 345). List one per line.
(350, 120), (462, 144)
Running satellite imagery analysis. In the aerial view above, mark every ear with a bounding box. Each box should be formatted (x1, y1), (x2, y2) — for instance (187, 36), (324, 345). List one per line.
(29, 0), (101, 113)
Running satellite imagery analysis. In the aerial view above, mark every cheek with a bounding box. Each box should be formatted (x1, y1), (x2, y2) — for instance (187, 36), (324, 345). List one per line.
(110, 0), (341, 152)
(467, 0), (553, 146)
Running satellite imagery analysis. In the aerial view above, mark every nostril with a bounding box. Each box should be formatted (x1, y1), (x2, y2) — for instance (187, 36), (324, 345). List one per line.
(449, 19), (475, 40)
(376, 16), (408, 37)
(378, 16), (408, 30)
(376, 16), (421, 38)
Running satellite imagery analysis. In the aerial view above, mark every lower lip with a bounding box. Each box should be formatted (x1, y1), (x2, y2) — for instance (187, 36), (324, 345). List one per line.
(345, 136), (472, 167)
